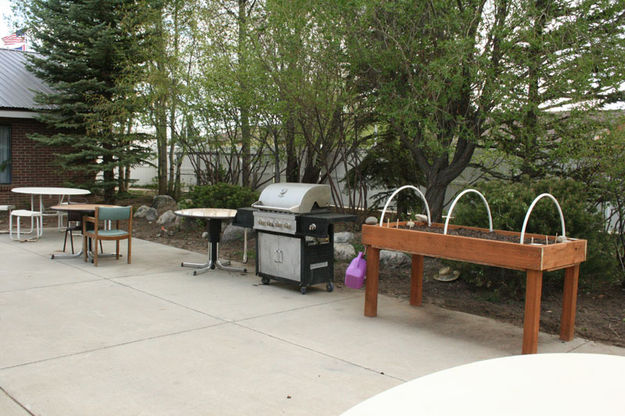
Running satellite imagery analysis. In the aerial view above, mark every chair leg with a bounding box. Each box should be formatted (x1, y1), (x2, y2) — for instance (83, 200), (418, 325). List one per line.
(9, 214), (15, 240)
(116, 240), (120, 260)
(128, 236), (132, 264)
(93, 237), (98, 266)
(27, 214), (33, 234)
(63, 229), (69, 252)
(83, 235), (88, 262)
(69, 229), (74, 254)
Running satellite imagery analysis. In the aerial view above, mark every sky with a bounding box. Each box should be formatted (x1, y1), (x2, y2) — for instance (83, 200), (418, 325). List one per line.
(0, 0), (16, 39)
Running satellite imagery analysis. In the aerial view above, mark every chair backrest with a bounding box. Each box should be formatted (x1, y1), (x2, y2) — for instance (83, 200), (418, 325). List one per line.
(98, 206), (132, 221)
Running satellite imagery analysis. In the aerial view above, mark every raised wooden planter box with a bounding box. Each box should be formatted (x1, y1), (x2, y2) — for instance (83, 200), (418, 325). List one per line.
(361, 222), (587, 354)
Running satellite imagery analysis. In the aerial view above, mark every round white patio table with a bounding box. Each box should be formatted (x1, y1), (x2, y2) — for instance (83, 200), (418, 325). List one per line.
(341, 353), (625, 416)
(11, 187), (91, 232)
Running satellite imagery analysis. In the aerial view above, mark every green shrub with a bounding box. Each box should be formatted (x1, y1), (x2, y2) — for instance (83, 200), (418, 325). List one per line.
(180, 183), (259, 210)
(450, 178), (615, 296)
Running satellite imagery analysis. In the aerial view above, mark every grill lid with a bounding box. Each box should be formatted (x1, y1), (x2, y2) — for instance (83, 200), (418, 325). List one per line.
(252, 183), (330, 214)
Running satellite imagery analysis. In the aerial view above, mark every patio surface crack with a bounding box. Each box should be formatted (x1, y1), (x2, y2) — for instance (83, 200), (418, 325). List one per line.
(233, 321), (407, 383)
(0, 322), (229, 372)
(0, 385), (37, 416)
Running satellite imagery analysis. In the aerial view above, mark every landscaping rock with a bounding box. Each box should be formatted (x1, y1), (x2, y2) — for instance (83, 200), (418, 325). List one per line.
(334, 231), (355, 244)
(380, 250), (410, 268)
(157, 210), (177, 226)
(364, 216), (378, 225)
(134, 205), (158, 222)
(152, 195), (177, 214)
(222, 224), (246, 242)
(334, 243), (356, 261)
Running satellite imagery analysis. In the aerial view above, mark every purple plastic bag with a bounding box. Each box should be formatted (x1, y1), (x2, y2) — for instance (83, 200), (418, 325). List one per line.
(345, 251), (367, 289)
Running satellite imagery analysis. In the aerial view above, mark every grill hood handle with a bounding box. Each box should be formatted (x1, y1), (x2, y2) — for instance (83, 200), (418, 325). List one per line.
(251, 201), (299, 213)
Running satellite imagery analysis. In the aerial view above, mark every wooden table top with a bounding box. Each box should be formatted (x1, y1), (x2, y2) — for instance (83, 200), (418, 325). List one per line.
(50, 204), (120, 212)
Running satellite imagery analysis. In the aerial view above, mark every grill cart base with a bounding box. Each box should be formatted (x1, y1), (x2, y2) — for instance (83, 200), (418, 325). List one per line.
(234, 183), (356, 293)
(256, 229), (336, 294)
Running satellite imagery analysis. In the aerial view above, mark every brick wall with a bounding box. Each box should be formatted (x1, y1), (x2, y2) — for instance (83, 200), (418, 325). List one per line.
(0, 116), (89, 207)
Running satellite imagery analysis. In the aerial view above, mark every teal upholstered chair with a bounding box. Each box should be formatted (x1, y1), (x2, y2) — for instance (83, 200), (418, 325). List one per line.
(83, 206), (133, 266)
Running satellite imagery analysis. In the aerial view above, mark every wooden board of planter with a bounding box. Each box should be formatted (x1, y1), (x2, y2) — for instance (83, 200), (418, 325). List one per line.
(361, 221), (587, 354)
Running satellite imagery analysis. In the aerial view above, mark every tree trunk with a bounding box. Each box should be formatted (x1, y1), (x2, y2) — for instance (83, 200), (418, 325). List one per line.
(156, 105), (168, 195)
(155, 12), (168, 195)
(273, 128), (280, 183)
(241, 107), (251, 186)
(124, 165), (131, 192)
(238, 0), (251, 187)
(103, 141), (116, 203)
(285, 116), (298, 182)
(425, 181), (447, 223)
(167, 104), (177, 195)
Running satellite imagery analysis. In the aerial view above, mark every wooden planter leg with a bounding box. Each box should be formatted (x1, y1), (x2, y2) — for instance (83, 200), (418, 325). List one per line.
(560, 264), (580, 341)
(410, 254), (424, 306)
(522, 270), (543, 354)
(364, 246), (380, 317)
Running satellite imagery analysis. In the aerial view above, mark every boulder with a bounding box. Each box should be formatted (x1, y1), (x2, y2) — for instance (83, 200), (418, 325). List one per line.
(222, 224), (246, 242)
(157, 210), (177, 226)
(144, 208), (158, 222)
(152, 195), (177, 214)
(334, 243), (356, 261)
(134, 205), (158, 222)
(380, 250), (410, 268)
(334, 231), (355, 244)
(364, 216), (378, 225)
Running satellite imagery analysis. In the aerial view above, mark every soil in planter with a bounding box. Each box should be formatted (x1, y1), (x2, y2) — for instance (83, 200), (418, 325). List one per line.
(394, 223), (561, 245)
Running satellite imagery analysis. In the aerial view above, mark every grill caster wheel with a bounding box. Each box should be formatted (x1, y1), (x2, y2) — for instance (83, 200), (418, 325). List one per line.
(300, 286), (307, 295)
(326, 282), (334, 292)
(261, 276), (270, 285)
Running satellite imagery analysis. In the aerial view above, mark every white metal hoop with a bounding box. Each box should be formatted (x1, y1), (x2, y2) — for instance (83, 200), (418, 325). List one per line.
(519, 193), (566, 244)
(379, 185), (432, 227)
(443, 189), (493, 235)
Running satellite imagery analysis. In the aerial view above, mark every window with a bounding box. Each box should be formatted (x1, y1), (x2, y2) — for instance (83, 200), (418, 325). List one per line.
(0, 126), (10, 184)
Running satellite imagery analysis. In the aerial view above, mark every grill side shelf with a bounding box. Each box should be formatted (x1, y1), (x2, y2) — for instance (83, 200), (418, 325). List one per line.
(233, 207), (255, 228)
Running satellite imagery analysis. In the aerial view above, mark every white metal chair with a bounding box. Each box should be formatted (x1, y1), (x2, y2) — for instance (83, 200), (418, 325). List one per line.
(9, 209), (43, 241)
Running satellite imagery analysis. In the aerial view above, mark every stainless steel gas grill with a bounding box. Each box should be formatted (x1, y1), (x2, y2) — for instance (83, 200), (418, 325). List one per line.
(234, 183), (356, 294)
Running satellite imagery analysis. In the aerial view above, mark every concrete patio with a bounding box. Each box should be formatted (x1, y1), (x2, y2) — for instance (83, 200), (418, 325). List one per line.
(1, 230), (624, 415)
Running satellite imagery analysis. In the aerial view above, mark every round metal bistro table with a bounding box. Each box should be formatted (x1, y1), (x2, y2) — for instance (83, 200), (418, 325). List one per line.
(175, 208), (247, 275)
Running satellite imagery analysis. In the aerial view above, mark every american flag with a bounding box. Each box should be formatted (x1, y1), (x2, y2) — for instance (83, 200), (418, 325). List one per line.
(2, 30), (26, 47)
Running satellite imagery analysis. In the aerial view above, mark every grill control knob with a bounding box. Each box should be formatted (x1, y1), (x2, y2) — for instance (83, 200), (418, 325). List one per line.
(267, 220), (274, 227)
(308, 223), (317, 231)
(275, 222), (283, 228)
(258, 219), (266, 225)
(284, 223), (292, 230)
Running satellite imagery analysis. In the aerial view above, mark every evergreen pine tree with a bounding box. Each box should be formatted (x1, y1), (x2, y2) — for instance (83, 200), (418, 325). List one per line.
(26, 0), (155, 202)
